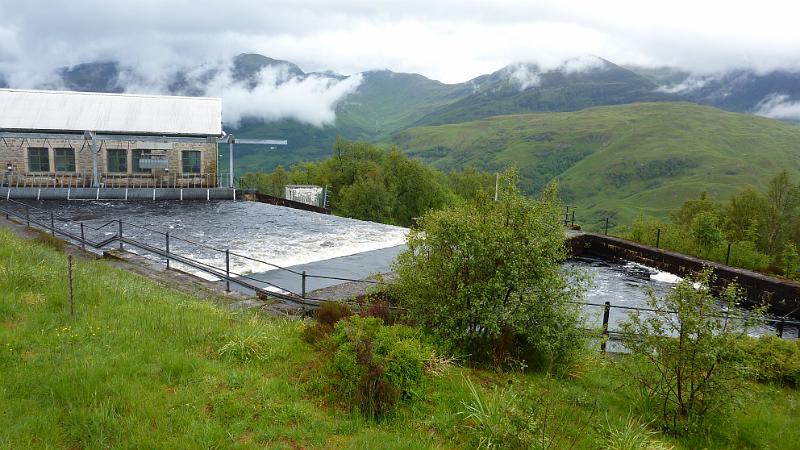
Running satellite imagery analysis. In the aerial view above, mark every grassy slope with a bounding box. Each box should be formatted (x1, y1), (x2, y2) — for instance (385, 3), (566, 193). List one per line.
(391, 102), (800, 229)
(1, 228), (798, 449)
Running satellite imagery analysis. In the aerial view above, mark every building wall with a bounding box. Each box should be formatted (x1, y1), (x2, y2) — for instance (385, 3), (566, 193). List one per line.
(0, 137), (218, 187)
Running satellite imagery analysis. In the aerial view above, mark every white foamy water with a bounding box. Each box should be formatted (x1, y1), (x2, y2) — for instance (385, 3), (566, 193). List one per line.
(24, 200), (408, 281)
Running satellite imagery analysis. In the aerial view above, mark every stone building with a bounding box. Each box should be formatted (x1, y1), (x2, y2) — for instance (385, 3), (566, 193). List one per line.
(0, 88), (222, 189)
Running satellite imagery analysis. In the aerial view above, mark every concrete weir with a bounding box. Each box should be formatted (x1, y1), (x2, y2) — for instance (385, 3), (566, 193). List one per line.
(0, 187), (236, 201)
(569, 232), (800, 318)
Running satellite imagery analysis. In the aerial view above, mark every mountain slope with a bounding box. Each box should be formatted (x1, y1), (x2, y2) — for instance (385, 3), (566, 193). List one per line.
(391, 102), (800, 228)
(414, 59), (676, 126)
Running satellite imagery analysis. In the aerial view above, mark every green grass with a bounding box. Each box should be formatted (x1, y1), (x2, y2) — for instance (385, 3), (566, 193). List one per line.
(391, 102), (800, 230)
(1, 227), (799, 448)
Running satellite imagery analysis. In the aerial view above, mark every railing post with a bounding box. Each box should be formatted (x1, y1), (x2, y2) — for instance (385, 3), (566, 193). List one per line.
(80, 223), (86, 252)
(165, 232), (170, 270)
(25, 206), (29, 228)
(601, 301), (611, 352)
(225, 249), (230, 293)
(118, 220), (123, 251)
(571, 210), (575, 227)
(726, 242), (732, 266)
(50, 212), (55, 236)
(776, 320), (785, 338)
(604, 217), (609, 235)
(302, 271), (307, 299)
(656, 228), (661, 249)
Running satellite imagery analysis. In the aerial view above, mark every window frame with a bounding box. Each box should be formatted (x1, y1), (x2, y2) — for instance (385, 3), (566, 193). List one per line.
(181, 150), (201, 174)
(54, 147), (76, 173)
(106, 148), (128, 174)
(131, 149), (152, 173)
(27, 147), (50, 173)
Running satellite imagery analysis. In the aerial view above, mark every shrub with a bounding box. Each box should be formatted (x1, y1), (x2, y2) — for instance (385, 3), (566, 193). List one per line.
(329, 315), (432, 418)
(735, 335), (800, 386)
(618, 270), (764, 433)
(392, 169), (588, 371)
(301, 301), (352, 346)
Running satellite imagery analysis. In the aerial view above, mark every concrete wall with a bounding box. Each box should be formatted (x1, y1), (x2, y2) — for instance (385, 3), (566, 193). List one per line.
(570, 232), (800, 318)
(0, 137), (217, 187)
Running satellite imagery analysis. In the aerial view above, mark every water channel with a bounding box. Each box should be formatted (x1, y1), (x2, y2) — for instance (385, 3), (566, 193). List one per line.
(12, 200), (798, 339)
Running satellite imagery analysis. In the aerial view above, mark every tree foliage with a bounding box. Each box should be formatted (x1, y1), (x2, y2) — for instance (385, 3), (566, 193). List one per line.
(619, 271), (764, 433)
(239, 138), (490, 226)
(392, 170), (587, 370)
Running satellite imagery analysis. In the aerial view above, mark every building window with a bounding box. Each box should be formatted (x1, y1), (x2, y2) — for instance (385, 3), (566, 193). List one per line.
(132, 149), (151, 173)
(182, 151), (201, 174)
(54, 148), (76, 172)
(107, 149), (128, 173)
(27, 147), (50, 172)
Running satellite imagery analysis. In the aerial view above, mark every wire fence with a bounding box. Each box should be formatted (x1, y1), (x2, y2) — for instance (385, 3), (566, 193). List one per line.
(2, 199), (798, 348)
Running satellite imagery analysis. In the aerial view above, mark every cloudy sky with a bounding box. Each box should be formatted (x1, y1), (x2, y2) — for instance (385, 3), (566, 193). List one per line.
(2, 0), (800, 84)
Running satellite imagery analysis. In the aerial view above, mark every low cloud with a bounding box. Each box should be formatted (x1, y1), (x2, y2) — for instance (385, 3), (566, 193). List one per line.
(506, 64), (541, 90)
(754, 93), (800, 121)
(657, 75), (711, 94)
(206, 66), (362, 128)
(558, 55), (606, 74)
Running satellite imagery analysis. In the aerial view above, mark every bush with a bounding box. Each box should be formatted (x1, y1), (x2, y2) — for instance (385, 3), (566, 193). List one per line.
(392, 169), (588, 371)
(329, 316), (432, 418)
(619, 270), (764, 433)
(735, 335), (800, 386)
(301, 301), (352, 346)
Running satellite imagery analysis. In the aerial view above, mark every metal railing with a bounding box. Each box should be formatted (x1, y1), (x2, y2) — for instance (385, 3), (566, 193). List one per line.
(0, 198), (383, 309)
(1, 172), (219, 189)
(1, 198), (797, 342)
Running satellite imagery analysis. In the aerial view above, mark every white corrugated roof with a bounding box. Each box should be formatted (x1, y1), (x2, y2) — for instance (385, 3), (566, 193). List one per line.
(0, 88), (222, 136)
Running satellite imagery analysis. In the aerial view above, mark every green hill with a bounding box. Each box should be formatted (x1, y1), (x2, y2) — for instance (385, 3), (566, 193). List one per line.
(390, 102), (800, 229)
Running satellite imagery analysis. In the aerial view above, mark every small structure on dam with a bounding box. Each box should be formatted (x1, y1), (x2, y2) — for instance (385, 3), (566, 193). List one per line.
(0, 88), (284, 200)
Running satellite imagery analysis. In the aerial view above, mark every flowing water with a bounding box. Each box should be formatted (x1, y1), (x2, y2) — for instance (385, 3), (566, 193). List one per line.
(13, 200), (798, 339)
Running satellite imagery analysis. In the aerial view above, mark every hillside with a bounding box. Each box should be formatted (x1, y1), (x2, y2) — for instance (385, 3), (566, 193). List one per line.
(414, 59), (675, 126)
(391, 102), (800, 229)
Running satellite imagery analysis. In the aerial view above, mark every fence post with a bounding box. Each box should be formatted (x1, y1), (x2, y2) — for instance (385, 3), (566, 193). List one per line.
(118, 220), (123, 251)
(302, 271), (307, 299)
(80, 223), (86, 252)
(601, 301), (611, 352)
(165, 232), (170, 270)
(776, 320), (784, 338)
(725, 242), (732, 266)
(656, 228), (661, 249)
(26, 206), (29, 228)
(225, 249), (230, 293)
(571, 210), (575, 227)
(68, 255), (74, 316)
(604, 217), (609, 235)
(50, 212), (55, 236)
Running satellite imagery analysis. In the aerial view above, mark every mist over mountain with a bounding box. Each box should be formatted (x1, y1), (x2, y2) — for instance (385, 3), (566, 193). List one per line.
(4, 52), (800, 171)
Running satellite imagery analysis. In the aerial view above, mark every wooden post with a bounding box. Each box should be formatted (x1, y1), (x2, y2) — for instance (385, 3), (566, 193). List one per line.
(68, 255), (74, 316)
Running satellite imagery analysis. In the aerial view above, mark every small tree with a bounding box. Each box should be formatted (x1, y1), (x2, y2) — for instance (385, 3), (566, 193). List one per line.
(392, 169), (587, 370)
(691, 212), (724, 256)
(619, 270), (764, 433)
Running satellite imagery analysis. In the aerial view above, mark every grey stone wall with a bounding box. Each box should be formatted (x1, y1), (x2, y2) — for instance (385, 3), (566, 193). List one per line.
(0, 137), (217, 186)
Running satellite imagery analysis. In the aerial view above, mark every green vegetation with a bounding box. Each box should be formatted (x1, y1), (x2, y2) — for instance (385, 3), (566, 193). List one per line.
(1, 227), (800, 448)
(240, 139), (495, 226)
(393, 171), (587, 370)
(623, 171), (800, 276)
(619, 271), (763, 432)
(391, 102), (800, 228)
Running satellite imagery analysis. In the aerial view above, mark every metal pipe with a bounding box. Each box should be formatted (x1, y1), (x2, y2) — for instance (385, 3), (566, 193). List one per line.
(50, 212), (55, 236)
(656, 228), (661, 248)
(726, 242), (732, 266)
(601, 301), (611, 352)
(165, 232), (170, 270)
(118, 220), (123, 251)
(80, 223), (85, 252)
(225, 249), (230, 292)
(228, 136), (235, 188)
(302, 270), (307, 299)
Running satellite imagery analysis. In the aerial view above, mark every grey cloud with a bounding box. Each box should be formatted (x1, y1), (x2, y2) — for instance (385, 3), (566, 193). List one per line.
(754, 94), (800, 121)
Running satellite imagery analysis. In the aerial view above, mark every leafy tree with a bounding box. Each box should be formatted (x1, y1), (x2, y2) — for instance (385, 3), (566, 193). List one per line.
(691, 212), (724, 256)
(721, 186), (764, 243)
(338, 175), (395, 223)
(619, 271), (763, 433)
(671, 191), (723, 227)
(783, 242), (799, 279)
(392, 170), (587, 370)
(447, 167), (495, 201)
(762, 170), (800, 257)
